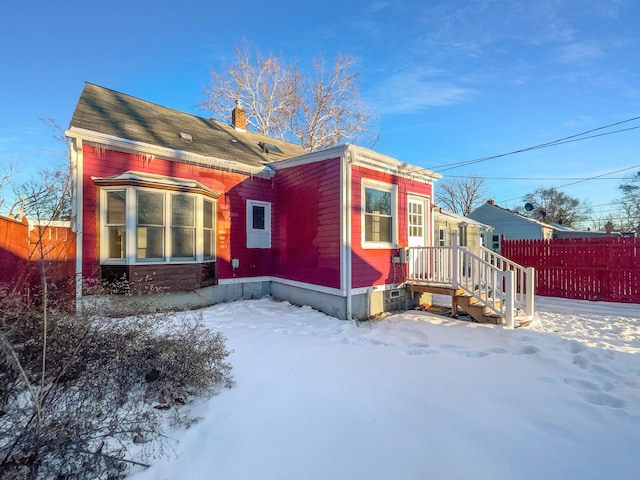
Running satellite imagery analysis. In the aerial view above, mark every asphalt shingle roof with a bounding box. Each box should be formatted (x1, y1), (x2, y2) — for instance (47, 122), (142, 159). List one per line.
(68, 83), (306, 168)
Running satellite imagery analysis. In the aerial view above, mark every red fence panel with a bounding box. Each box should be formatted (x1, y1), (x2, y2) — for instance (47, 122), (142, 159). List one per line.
(502, 237), (640, 303)
(0, 216), (76, 303)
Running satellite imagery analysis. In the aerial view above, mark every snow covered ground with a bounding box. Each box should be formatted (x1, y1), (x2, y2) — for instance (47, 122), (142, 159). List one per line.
(130, 296), (640, 480)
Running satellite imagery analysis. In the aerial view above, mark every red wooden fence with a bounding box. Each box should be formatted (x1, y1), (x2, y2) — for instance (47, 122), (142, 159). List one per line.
(502, 237), (640, 303)
(0, 215), (76, 303)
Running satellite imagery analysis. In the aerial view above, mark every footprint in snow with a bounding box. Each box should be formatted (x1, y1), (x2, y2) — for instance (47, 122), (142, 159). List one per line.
(568, 341), (587, 354)
(564, 378), (601, 391)
(512, 345), (540, 355)
(573, 355), (591, 370)
(580, 392), (625, 408)
(438, 344), (489, 358)
(487, 347), (509, 354)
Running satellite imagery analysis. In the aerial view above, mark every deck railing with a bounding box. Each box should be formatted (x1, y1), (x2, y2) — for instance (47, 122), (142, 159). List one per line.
(406, 237), (535, 328)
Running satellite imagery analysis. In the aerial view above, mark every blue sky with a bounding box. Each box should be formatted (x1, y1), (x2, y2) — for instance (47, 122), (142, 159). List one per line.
(2, 0), (639, 221)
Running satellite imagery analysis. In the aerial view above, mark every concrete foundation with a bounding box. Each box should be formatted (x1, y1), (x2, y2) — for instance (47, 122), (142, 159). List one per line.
(80, 278), (431, 321)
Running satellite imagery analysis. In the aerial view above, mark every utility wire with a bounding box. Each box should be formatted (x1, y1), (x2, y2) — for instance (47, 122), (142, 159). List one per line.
(445, 176), (629, 180)
(498, 164), (640, 203)
(429, 116), (640, 172)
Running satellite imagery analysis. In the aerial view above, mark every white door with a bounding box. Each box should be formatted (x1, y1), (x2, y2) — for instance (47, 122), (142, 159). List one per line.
(408, 198), (426, 247)
(408, 197), (428, 277)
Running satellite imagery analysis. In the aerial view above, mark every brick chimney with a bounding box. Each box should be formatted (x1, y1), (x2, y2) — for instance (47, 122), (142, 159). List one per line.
(231, 99), (246, 132)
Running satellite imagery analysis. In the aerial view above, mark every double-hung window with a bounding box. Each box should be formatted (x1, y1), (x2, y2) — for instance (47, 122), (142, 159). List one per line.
(362, 180), (397, 247)
(171, 195), (195, 260)
(137, 191), (165, 261)
(203, 199), (215, 259)
(105, 190), (126, 259)
(458, 223), (468, 247)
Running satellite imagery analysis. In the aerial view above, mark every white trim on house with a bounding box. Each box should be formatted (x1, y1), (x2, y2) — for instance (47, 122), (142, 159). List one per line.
(65, 127), (275, 178)
(70, 138), (83, 304)
(269, 144), (441, 184)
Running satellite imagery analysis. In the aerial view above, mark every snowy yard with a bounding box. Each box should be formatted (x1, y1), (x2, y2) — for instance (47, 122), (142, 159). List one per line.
(130, 296), (640, 480)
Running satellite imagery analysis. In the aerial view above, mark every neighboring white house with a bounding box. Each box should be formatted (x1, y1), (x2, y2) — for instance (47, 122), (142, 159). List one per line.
(549, 221), (624, 239)
(467, 200), (555, 252)
(433, 205), (492, 257)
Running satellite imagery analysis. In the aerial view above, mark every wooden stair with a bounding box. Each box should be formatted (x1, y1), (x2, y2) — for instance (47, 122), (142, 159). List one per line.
(453, 293), (505, 325)
(408, 283), (514, 325)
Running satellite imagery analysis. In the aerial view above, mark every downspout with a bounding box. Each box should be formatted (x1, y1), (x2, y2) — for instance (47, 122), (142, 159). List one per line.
(69, 137), (83, 311)
(342, 150), (353, 321)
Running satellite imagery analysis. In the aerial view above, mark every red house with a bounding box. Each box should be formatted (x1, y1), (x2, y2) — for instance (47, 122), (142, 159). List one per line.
(66, 83), (441, 320)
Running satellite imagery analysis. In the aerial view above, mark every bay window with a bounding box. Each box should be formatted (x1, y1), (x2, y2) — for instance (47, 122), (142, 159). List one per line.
(97, 172), (219, 264)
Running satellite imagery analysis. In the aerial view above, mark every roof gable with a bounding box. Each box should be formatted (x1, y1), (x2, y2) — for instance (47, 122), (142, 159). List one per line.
(67, 83), (306, 169)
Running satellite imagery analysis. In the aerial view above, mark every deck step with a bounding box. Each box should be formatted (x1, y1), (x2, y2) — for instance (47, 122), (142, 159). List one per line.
(407, 280), (517, 326)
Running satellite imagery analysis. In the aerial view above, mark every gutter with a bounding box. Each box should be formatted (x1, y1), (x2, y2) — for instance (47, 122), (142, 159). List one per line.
(69, 138), (83, 308)
(342, 150), (354, 321)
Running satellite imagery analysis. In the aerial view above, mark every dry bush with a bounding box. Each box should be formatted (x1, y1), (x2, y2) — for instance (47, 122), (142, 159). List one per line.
(0, 283), (233, 480)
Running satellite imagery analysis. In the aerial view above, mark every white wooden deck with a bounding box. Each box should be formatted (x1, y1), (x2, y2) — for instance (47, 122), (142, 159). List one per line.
(405, 239), (535, 327)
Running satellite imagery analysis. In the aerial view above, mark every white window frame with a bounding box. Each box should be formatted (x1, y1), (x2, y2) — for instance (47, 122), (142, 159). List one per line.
(99, 186), (216, 264)
(104, 189), (127, 261)
(361, 179), (398, 248)
(438, 227), (446, 247)
(458, 223), (468, 247)
(246, 200), (271, 249)
(492, 234), (500, 251)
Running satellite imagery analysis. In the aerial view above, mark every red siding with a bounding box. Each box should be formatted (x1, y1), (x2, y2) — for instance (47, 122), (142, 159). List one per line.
(273, 157), (342, 288)
(81, 145), (274, 287)
(80, 145), (435, 295)
(350, 164), (433, 289)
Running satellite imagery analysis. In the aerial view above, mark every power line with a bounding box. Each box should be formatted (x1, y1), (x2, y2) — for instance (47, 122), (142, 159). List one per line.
(498, 164), (640, 203)
(446, 175), (629, 180)
(429, 116), (640, 172)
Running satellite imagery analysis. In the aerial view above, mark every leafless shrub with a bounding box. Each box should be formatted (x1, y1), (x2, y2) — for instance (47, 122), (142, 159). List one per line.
(0, 282), (233, 480)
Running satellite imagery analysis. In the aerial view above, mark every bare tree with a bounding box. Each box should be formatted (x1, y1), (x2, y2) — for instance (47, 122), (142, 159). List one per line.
(435, 175), (489, 216)
(614, 171), (640, 234)
(517, 187), (590, 227)
(10, 167), (71, 221)
(289, 53), (374, 150)
(0, 164), (13, 214)
(201, 44), (300, 139)
(6, 119), (71, 221)
(200, 44), (376, 151)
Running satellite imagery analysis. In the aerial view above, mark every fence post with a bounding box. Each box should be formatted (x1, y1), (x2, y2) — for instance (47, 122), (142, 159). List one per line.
(451, 232), (460, 288)
(504, 269), (515, 329)
(525, 267), (535, 319)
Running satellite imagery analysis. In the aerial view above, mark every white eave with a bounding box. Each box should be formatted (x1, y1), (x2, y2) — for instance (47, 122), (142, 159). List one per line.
(65, 126), (275, 179)
(269, 144), (442, 183)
